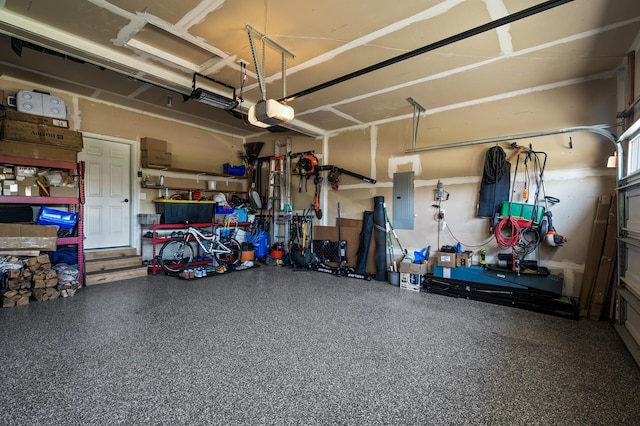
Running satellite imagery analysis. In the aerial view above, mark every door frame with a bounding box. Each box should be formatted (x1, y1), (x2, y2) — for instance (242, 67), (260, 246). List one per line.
(81, 132), (139, 251)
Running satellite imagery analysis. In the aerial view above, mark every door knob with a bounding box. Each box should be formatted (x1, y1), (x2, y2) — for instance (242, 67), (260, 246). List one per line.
(123, 198), (129, 203)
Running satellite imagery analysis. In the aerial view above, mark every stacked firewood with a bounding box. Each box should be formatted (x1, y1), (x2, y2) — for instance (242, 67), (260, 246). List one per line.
(2, 256), (34, 307)
(30, 255), (60, 302)
(1, 255), (81, 307)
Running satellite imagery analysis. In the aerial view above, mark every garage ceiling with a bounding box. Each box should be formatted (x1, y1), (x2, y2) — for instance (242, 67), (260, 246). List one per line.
(0, 0), (639, 138)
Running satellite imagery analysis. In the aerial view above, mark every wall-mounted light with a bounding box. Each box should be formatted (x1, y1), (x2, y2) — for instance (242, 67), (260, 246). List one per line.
(190, 73), (238, 110)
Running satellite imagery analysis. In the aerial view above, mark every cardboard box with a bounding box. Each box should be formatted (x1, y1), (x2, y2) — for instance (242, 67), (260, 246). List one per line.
(400, 273), (422, 291)
(14, 166), (38, 177)
(2, 179), (18, 196)
(0, 140), (77, 162)
(17, 177), (39, 196)
(336, 218), (363, 229)
(141, 137), (168, 151)
(399, 262), (428, 274)
(0, 224), (57, 251)
(456, 251), (472, 268)
(436, 251), (456, 268)
(48, 186), (78, 198)
(1, 120), (83, 150)
(141, 149), (172, 167)
(4, 109), (69, 128)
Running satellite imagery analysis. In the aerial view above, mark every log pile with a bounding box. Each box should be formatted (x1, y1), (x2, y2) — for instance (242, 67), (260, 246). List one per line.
(1, 255), (81, 307)
(30, 255), (60, 302)
(2, 256), (33, 308)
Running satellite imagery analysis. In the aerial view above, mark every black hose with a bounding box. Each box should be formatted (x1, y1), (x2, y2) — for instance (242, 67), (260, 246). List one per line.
(478, 146), (510, 218)
(482, 146), (509, 185)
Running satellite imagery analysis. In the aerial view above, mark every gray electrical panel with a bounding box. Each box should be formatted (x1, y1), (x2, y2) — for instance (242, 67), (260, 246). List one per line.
(393, 171), (414, 230)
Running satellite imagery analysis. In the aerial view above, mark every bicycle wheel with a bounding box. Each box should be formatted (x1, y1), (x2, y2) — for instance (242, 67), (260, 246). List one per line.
(158, 239), (194, 273)
(215, 238), (241, 267)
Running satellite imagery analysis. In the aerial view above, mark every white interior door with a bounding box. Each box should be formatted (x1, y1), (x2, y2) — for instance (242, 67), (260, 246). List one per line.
(79, 137), (131, 249)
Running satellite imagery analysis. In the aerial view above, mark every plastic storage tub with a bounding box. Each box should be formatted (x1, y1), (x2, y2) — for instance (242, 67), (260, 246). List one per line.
(500, 202), (545, 224)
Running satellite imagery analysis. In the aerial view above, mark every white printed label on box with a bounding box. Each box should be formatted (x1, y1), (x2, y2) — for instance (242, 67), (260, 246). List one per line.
(443, 267), (451, 279)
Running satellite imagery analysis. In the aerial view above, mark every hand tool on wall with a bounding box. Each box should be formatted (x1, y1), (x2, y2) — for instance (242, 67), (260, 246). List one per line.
(315, 165), (376, 188)
(313, 173), (323, 219)
(506, 143), (525, 163)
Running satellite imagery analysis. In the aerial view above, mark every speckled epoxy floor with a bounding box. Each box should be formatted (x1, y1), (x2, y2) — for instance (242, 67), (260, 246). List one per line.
(1, 266), (639, 425)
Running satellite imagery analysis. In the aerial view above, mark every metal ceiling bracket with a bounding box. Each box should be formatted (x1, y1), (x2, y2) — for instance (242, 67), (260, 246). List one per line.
(246, 25), (295, 102)
(407, 97), (426, 149)
(403, 125), (617, 154)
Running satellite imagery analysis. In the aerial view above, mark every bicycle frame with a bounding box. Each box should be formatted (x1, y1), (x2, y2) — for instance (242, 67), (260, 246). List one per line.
(157, 224), (241, 273)
(182, 226), (233, 256)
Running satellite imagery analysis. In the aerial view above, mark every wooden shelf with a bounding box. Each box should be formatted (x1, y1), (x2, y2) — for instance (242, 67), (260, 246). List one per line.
(141, 185), (247, 194)
(143, 164), (246, 179)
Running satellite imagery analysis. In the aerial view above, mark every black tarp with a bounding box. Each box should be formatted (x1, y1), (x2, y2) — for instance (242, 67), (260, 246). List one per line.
(477, 146), (510, 218)
(373, 196), (387, 281)
(355, 210), (373, 274)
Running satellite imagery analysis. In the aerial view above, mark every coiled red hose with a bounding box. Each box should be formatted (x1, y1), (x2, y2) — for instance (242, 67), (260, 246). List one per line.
(494, 217), (521, 248)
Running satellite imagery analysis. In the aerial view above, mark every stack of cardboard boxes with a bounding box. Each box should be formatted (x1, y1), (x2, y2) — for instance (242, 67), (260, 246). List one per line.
(435, 250), (473, 269)
(0, 109), (82, 162)
(1, 164), (79, 198)
(141, 137), (172, 168)
(1, 165), (39, 197)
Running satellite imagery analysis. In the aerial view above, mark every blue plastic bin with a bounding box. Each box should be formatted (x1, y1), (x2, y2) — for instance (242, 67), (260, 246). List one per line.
(37, 207), (78, 229)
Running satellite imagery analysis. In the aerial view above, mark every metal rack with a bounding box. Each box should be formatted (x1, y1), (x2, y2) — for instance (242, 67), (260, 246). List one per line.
(0, 155), (85, 286)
